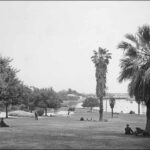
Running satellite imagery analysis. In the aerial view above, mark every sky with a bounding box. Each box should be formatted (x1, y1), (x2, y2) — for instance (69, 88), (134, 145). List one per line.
(0, 1), (150, 94)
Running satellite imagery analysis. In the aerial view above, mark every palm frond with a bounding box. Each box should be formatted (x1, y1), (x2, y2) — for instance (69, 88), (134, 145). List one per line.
(128, 81), (134, 97)
(117, 41), (132, 50)
(125, 34), (139, 47)
(144, 67), (150, 84)
(125, 46), (137, 58)
(118, 58), (138, 82)
(118, 24), (150, 103)
(128, 71), (143, 100)
(138, 25), (150, 44)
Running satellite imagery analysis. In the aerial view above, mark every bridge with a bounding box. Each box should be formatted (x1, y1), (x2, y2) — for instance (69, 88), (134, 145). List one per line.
(83, 93), (135, 100)
(103, 96), (130, 100)
(88, 93), (133, 100)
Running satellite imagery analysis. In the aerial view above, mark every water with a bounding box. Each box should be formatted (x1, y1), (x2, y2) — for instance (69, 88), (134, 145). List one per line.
(76, 99), (146, 114)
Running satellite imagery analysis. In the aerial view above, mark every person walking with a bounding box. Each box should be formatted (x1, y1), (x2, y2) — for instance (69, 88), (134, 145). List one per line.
(35, 111), (38, 120)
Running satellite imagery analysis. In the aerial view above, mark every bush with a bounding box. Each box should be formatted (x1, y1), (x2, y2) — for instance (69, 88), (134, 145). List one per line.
(129, 110), (135, 114)
(36, 109), (44, 116)
(19, 104), (27, 111)
(68, 107), (75, 112)
(11, 105), (19, 111)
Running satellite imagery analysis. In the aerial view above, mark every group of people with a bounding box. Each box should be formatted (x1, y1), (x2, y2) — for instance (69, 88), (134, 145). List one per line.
(125, 124), (150, 137)
(0, 112), (149, 137)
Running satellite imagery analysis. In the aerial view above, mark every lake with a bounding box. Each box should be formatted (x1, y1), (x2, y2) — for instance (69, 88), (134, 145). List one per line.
(76, 99), (146, 114)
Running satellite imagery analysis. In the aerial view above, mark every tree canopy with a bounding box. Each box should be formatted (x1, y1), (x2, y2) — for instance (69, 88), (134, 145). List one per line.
(0, 56), (21, 118)
(82, 97), (99, 111)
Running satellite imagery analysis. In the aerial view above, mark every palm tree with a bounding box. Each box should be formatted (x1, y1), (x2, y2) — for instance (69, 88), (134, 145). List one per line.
(118, 25), (150, 134)
(91, 47), (111, 121)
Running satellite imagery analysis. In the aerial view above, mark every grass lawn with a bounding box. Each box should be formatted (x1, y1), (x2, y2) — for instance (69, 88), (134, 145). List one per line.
(0, 108), (149, 149)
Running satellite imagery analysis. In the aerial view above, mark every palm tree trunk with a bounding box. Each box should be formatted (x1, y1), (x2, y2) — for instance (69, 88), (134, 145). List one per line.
(5, 104), (8, 118)
(106, 99), (107, 112)
(138, 102), (140, 115)
(99, 97), (103, 121)
(112, 108), (113, 118)
(145, 103), (150, 134)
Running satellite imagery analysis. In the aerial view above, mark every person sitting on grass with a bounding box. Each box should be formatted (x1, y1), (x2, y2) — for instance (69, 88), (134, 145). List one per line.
(0, 118), (9, 127)
(125, 124), (133, 135)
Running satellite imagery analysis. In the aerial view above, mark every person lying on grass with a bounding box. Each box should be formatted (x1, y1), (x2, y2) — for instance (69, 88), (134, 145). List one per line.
(135, 127), (150, 137)
(0, 118), (9, 127)
(125, 124), (133, 135)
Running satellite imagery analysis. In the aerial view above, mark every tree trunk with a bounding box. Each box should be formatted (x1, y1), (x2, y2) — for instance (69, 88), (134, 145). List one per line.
(27, 98), (29, 111)
(145, 103), (150, 134)
(99, 97), (103, 121)
(90, 107), (93, 112)
(5, 104), (8, 118)
(45, 108), (47, 116)
(111, 108), (113, 118)
(138, 102), (140, 115)
(106, 99), (107, 113)
(29, 106), (32, 113)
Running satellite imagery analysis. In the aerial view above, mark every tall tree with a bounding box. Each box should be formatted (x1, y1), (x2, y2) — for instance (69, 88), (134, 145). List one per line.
(0, 56), (20, 118)
(118, 24), (150, 134)
(82, 97), (99, 112)
(91, 47), (111, 121)
(37, 88), (62, 116)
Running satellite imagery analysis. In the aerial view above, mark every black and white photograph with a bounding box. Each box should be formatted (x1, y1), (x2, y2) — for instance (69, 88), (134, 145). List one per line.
(0, 1), (150, 149)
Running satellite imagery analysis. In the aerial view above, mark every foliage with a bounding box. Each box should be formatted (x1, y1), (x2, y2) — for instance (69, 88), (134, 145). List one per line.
(10, 105), (19, 111)
(68, 107), (75, 112)
(36, 108), (44, 116)
(0, 56), (21, 118)
(38, 88), (62, 109)
(34, 88), (62, 115)
(91, 47), (111, 120)
(18, 84), (34, 111)
(82, 97), (99, 109)
(19, 104), (27, 111)
(57, 89), (81, 101)
(118, 25), (150, 104)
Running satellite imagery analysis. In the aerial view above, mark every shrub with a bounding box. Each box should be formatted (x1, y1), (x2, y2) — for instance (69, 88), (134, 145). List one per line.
(19, 104), (27, 111)
(129, 110), (135, 114)
(11, 105), (19, 111)
(68, 107), (75, 112)
(36, 109), (44, 116)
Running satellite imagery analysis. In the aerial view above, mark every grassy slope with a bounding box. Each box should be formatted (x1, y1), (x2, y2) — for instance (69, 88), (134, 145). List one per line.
(0, 108), (149, 149)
